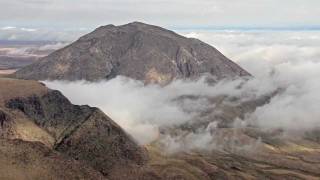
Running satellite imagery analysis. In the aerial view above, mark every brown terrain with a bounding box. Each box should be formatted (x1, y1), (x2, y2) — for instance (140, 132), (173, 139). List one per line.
(0, 139), (105, 180)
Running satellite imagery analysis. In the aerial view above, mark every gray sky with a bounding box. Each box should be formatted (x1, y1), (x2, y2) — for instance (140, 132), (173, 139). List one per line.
(1, 0), (320, 41)
(1, 0), (320, 29)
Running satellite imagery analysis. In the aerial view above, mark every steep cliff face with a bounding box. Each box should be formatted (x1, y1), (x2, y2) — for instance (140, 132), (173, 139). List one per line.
(0, 78), (148, 179)
(15, 22), (250, 84)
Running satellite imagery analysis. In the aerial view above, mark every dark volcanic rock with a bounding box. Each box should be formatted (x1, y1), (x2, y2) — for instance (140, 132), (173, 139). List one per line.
(15, 22), (250, 83)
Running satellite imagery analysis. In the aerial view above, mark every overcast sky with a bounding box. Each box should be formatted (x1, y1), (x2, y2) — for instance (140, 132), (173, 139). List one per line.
(1, 0), (320, 41)
(1, 0), (320, 29)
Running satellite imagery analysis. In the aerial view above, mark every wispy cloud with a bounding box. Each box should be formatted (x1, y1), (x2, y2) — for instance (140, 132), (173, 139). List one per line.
(0, 26), (87, 41)
(1, 26), (17, 30)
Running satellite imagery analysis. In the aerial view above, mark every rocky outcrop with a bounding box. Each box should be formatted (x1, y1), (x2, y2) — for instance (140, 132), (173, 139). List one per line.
(5, 90), (93, 141)
(15, 22), (250, 84)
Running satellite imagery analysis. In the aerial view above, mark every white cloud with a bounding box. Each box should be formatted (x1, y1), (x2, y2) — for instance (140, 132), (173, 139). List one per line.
(0, 27), (87, 41)
(45, 77), (216, 145)
(37, 42), (68, 51)
(181, 30), (320, 77)
(1, 26), (17, 30)
(20, 28), (37, 32)
(246, 61), (320, 131)
(190, 30), (320, 131)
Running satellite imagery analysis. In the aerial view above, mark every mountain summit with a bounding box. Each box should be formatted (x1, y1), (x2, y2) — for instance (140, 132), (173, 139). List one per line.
(15, 22), (250, 83)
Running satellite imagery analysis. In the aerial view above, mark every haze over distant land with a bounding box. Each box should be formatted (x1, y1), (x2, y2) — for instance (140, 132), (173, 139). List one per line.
(0, 40), (67, 74)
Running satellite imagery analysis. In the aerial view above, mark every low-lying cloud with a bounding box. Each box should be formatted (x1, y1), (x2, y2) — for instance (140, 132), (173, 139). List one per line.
(182, 30), (320, 77)
(45, 30), (320, 151)
(0, 26), (87, 41)
(0, 42), (68, 57)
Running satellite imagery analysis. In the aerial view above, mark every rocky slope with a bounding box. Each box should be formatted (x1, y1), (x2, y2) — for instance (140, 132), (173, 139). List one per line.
(0, 78), (148, 179)
(0, 139), (106, 180)
(15, 22), (250, 83)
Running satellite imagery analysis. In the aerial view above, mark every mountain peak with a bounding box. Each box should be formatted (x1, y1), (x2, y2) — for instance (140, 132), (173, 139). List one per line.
(125, 21), (148, 26)
(94, 21), (179, 38)
(15, 22), (250, 83)
(96, 21), (160, 31)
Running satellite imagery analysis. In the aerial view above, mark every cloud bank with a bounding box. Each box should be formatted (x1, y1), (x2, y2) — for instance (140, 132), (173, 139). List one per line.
(0, 26), (87, 41)
(183, 30), (320, 130)
(45, 30), (320, 151)
(0, 41), (68, 57)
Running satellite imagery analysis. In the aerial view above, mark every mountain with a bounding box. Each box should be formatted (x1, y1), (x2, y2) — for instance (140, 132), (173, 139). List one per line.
(0, 78), (148, 179)
(15, 22), (250, 83)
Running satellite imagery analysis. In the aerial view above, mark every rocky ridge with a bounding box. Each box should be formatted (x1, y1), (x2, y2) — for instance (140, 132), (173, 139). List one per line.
(0, 78), (148, 179)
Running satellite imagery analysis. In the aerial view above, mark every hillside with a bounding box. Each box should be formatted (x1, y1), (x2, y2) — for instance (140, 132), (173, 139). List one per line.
(0, 78), (148, 179)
